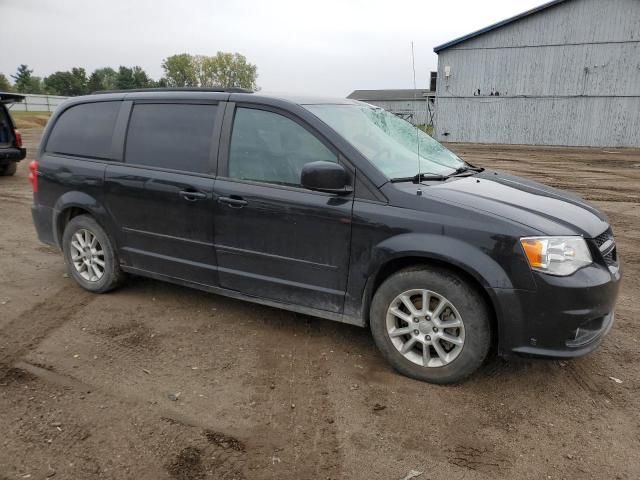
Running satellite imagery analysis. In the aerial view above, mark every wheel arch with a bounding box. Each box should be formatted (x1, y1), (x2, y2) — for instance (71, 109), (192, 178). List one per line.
(359, 234), (516, 347)
(52, 191), (117, 249)
(364, 254), (498, 329)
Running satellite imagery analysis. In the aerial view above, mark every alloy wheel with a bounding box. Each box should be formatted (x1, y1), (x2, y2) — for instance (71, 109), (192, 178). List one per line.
(70, 229), (105, 282)
(386, 289), (465, 367)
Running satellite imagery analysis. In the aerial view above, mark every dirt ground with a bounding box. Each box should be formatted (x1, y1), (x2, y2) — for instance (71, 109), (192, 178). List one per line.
(1, 128), (639, 480)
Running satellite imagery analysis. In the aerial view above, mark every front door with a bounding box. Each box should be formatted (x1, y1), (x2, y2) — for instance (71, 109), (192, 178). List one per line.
(213, 105), (353, 313)
(105, 102), (222, 285)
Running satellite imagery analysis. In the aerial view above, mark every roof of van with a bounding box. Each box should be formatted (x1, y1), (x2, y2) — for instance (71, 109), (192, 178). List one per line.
(89, 88), (358, 106)
(253, 92), (358, 105)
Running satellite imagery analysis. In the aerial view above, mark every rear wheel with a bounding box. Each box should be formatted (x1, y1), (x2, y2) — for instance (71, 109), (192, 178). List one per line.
(370, 266), (491, 384)
(0, 162), (17, 176)
(62, 215), (125, 293)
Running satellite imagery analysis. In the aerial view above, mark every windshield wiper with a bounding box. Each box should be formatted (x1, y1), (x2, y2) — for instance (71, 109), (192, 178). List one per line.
(390, 172), (448, 183)
(391, 165), (485, 183)
(454, 165), (484, 174)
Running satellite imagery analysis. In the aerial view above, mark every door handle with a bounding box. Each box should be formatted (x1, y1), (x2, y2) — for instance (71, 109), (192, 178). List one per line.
(218, 196), (248, 208)
(179, 190), (207, 201)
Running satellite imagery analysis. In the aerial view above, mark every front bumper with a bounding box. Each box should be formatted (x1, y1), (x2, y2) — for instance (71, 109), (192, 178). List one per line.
(492, 261), (621, 359)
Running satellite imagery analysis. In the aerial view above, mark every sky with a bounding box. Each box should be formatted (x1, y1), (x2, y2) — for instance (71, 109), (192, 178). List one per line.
(1, 0), (545, 97)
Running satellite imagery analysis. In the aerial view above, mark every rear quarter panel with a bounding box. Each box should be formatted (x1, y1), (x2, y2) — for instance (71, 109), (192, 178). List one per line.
(37, 154), (110, 247)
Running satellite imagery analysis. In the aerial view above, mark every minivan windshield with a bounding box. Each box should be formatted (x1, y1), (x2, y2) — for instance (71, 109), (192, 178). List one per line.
(305, 104), (464, 180)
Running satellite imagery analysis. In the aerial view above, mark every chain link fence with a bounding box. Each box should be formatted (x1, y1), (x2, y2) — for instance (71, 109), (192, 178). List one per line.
(6, 94), (69, 112)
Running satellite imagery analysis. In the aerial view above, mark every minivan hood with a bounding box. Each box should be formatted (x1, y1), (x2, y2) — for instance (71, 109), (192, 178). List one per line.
(397, 171), (609, 237)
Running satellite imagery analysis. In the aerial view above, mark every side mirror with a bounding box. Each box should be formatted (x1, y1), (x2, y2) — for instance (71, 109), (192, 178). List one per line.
(301, 161), (352, 194)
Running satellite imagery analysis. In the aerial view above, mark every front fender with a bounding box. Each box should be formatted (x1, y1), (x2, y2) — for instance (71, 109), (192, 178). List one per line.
(369, 233), (535, 290)
(347, 232), (536, 337)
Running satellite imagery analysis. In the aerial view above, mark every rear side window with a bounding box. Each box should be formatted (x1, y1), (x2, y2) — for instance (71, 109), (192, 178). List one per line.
(46, 102), (120, 159)
(125, 103), (217, 174)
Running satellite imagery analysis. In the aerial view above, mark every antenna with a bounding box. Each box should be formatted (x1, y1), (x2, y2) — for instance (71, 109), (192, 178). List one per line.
(411, 41), (422, 196)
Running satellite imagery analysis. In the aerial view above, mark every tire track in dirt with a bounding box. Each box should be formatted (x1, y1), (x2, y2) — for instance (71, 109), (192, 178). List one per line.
(163, 426), (248, 480)
(252, 316), (343, 479)
(564, 361), (608, 405)
(447, 444), (512, 475)
(0, 189), (33, 203)
(289, 320), (342, 479)
(0, 285), (93, 377)
(565, 354), (635, 411)
(3, 360), (250, 479)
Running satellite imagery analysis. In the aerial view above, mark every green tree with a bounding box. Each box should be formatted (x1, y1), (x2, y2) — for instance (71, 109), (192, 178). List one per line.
(131, 66), (151, 88)
(196, 52), (258, 90)
(70, 67), (88, 94)
(43, 68), (88, 96)
(11, 64), (32, 92)
(0, 73), (12, 92)
(161, 54), (198, 87)
(152, 77), (168, 88)
(87, 67), (118, 92)
(44, 71), (72, 95)
(162, 52), (258, 89)
(29, 77), (45, 94)
(11, 64), (43, 93)
(89, 66), (154, 91)
(11, 65), (45, 94)
(115, 66), (136, 90)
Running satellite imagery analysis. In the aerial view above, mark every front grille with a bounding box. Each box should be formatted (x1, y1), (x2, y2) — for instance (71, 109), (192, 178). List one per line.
(593, 228), (613, 248)
(591, 228), (617, 267)
(603, 247), (618, 266)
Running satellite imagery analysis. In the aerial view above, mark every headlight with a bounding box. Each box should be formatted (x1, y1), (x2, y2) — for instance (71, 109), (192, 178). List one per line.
(520, 236), (592, 276)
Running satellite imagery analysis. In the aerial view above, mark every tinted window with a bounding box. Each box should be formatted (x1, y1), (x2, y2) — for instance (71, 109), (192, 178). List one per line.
(125, 103), (217, 173)
(0, 106), (13, 145)
(47, 102), (120, 159)
(228, 108), (337, 186)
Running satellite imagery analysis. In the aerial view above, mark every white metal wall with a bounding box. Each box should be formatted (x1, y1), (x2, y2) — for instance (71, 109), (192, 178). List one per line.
(360, 99), (433, 126)
(434, 0), (640, 147)
(6, 94), (69, 112)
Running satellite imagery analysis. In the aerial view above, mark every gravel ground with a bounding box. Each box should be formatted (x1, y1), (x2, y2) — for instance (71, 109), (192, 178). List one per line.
(0, 128), (639, 480)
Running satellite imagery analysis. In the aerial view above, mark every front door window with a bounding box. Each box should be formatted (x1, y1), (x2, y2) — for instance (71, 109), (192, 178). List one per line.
(228, 107), (337, 186)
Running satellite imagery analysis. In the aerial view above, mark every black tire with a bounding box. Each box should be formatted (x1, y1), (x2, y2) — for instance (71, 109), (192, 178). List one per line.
(370, 266), (491, 384)
(0, 162), (17, 176)
(62, 215), (125, 293)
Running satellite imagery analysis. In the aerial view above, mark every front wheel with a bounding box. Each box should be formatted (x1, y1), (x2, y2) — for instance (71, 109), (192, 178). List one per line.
(62, 215), (125, 293)
(370, 266), (491, 384)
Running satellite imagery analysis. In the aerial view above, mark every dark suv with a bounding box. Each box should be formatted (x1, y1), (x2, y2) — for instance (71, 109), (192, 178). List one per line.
(0, 93), (26, 176)
(31, 88), (621, 383)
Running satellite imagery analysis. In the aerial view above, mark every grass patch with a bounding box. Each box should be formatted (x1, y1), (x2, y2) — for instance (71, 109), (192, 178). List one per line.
(417, 124), (434, 136)
(9, 111), (52, 129)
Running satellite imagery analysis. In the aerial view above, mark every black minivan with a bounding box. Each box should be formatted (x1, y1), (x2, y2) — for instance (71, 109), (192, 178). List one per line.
(31, 88), (621, 383)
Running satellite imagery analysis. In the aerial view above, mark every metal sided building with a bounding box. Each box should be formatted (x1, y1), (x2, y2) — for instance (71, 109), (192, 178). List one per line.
(346, 89), (435, 126)
(433, 0), (640, 147)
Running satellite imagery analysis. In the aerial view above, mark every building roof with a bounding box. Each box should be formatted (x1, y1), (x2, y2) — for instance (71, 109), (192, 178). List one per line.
(433, 0), (568, 53)
(346, 89), (433, 101)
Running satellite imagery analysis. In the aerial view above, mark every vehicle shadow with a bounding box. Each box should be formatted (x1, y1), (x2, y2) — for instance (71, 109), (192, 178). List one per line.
(123, 274), (576, 385)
